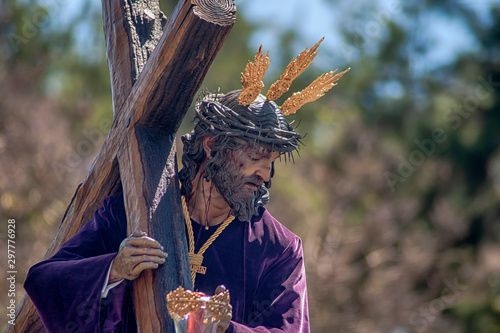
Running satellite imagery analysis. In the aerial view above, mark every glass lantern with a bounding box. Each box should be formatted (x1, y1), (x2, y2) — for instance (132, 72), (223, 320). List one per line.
(167, 286), (231, 333)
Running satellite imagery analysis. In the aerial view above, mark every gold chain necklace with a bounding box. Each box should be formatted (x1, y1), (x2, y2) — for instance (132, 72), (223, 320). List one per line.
(181, 195), (235, 286)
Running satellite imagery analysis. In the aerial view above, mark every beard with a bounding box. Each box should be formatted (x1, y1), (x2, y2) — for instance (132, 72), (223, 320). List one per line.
(210, 160), (269, 222)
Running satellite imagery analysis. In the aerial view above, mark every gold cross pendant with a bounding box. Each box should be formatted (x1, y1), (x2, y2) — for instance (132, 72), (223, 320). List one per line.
(190, 264), (207, 275)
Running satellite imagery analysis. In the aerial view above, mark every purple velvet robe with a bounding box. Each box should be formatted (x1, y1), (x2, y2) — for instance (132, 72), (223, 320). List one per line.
(25, 192), (310, 332)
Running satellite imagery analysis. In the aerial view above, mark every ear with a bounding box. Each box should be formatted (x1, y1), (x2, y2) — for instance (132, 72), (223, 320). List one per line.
(202, 136), (216, 159)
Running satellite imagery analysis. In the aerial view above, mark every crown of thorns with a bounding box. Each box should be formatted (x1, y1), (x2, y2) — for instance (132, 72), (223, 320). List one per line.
(194, 92), (301, 153)
(193, 38), (349, 153)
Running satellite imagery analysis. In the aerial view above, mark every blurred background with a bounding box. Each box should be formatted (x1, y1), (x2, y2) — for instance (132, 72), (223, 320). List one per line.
(1, 0), (500, 331)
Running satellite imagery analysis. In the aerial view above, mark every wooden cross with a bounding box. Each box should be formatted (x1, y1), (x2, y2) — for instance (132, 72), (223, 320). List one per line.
(8, 0), (235, 332)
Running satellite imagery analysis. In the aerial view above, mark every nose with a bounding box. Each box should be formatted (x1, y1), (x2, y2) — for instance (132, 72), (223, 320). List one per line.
(256, 162), (272, 183)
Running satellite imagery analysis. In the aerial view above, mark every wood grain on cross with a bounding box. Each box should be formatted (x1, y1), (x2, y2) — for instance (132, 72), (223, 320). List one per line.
(7, 0), (235, 332)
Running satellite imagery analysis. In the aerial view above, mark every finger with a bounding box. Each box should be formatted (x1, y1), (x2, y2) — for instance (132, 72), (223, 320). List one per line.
(134, 254), (167, 265)
(129, 261), (161, 278)
(120, 232), (152, 248)
(124, 236), (164, 250)
(126, 235), (162, 248)
(120, 258), (163, 280)
(122, 246), (168, 258)
(124, 254), (167, 268)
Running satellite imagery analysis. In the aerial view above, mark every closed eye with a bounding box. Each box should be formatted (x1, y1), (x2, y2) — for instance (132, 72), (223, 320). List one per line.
(247, 153), (261, 161)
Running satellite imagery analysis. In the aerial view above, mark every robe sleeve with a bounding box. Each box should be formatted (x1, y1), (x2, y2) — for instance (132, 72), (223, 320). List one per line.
(228, 237), (310, 333)
(24, 192), (128, 333)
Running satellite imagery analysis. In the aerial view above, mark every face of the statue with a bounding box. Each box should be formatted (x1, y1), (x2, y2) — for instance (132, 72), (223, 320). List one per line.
(211, 145), (280, 221)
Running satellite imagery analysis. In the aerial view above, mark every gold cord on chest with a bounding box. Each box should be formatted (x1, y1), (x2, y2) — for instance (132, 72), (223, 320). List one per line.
(181, 195), (235, 286)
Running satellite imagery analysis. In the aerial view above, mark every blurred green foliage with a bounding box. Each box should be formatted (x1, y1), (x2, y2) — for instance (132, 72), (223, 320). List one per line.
(1, 0), (499, 332)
